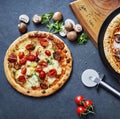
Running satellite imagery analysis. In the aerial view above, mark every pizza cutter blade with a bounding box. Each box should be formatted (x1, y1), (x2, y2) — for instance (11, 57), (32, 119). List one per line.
(81, 69), (120, 98)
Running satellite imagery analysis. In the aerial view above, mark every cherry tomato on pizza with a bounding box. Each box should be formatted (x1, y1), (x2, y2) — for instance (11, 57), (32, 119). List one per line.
(39, 60), (48, 68)
(26, 54), (36, 61)
(19, 58), (27, 65)
(8, 53), (17, 63)
(18, 75), (26, 83)
(26, 44), (35, 51)
(47, 69), (57, 78)
(39, 38), (49, 47)
(18, 52), (24, 59)
(35, 66), (42, 73)
(39, 70), (46, 79)
(45, 50), (51, 56)
(21, 67), (27, 74)
(36, 51), (39, 57)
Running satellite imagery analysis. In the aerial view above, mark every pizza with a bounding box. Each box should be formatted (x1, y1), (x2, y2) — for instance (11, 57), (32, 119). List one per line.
(4, 31), (72, 97)
(104, 13), (120, 73)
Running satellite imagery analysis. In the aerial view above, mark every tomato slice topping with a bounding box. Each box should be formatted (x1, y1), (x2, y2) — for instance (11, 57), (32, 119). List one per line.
(21, 67), (27, 74)
(45, 50), (51, 56)
(8, 53), (17, 63)
(18, 75), (26, 83)
(26, 54), (36, 61)
(39, 70), (46, 79)
(39, 38), (49, 47)
(36, 66), (42, 73)
(36, 51), (39, 57)
(26, 44), (35, 51)
(19, 58), (27, 65)
(47, 69), (57, 78)
(18, 52), (24, 59)
(39, 60), (48, 68)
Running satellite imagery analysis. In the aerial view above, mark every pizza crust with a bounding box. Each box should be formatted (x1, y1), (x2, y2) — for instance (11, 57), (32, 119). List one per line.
(104, 13), (120, 73)
(4, 31), (72, 97)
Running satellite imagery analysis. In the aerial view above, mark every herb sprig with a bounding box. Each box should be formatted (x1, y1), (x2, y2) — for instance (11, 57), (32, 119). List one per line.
(46, 21), (63, 33)
(41, 12), (54, 24)
(77, 33), (88, 45)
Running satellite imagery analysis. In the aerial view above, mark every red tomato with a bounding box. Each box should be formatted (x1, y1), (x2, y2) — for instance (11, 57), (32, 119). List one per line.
(26, 44), (35, 50)
(45, 50), (51, 56)
(76, 106), (85, 115)
(18, 75), (26, 83)
(19, 58), (27, 65)
(39, 60), (48, 68)
(21, 67), (27, 74)
(47, 69), (57, 78)
(75, 95), (85, 105)
(8, 53), (17, 63)
(36, 66), (42, 73)
(39, 71), (46, 79)
(26, 54), (36, 61)
(18, 52), (24, 59)
(84, 100), (93, 108)
(39, 38), (49, 47)
(36, 51), (39, 57)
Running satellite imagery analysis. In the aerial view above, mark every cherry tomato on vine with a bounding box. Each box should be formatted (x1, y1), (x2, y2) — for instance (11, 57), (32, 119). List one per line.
(76, 106), (86, 115)
(75, 95), (85, 105)
(84, 100), (93, 108)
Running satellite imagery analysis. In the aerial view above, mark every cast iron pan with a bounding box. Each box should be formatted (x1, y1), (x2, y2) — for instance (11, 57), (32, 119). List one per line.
(98, 7), (120, 80)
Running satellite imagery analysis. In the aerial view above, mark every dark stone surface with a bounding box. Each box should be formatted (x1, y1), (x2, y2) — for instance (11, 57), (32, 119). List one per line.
(0, 0), (119, 119)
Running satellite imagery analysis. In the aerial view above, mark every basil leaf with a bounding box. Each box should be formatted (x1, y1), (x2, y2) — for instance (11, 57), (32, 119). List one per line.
(41, 12), (54, 24)
(77, 33), (88, 45)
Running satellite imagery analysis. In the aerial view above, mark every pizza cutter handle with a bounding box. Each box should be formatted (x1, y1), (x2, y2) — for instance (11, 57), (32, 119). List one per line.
(99, 81), (120, 98)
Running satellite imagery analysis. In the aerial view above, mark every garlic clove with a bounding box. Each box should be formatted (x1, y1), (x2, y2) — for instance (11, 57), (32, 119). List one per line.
(19, 14), (29, 24)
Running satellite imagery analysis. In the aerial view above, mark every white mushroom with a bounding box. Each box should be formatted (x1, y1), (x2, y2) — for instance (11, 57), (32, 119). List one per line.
(32, 14), (42, 24)
(67, 31), (77, 41)
(52, 12), (63, 21)
(64, 22), (73, 31)
(59, 26), (68, 37)
(18, 22), (27, 34)
(74, 24), (82, 33)
(64, 19), (75, 30)
(19, 14), (29, 24)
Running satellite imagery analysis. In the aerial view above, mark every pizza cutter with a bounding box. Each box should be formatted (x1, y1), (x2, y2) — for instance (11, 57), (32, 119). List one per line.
(81, 69), (120, 98)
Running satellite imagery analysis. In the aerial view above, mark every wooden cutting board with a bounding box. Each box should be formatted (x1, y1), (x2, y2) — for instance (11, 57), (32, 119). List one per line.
(70, 0), (120, 47)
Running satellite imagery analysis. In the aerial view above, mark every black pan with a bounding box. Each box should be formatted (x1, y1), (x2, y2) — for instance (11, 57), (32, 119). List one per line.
(98, 7), (120, 80)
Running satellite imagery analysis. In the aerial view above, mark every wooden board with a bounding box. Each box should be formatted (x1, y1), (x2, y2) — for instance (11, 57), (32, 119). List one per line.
(70, 0), (120, 47)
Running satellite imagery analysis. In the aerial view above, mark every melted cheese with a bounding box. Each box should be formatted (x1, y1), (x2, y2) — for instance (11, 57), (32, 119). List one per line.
(25, 75), (40, 88)
(43, 60), (62, 75)
(113, 41), (120, 49)
(26, 61), (37, 67)
(15, 69), (22, 79)
(14, 38), (63, 87)
(47, 77), (56, 84)
(26, 67), (35, 76)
